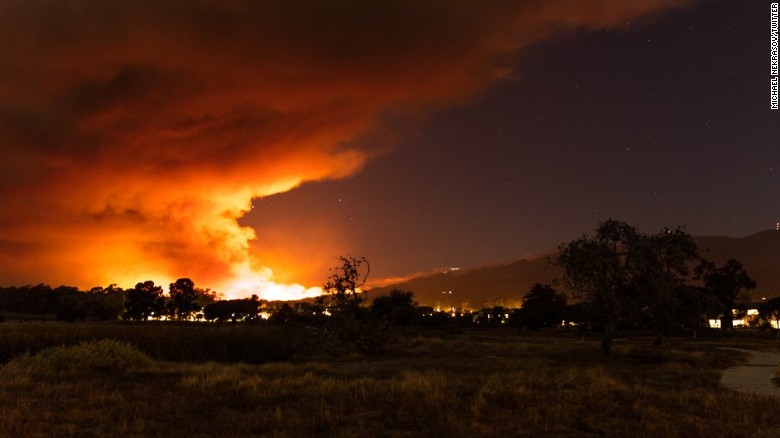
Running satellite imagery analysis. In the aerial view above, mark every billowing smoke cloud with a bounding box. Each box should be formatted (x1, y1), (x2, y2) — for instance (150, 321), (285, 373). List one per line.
(0, 0), (691, 298)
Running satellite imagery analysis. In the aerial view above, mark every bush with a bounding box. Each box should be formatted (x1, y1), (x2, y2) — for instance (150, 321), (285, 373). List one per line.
(0, 323), (305, 364)
(1, 339), (153, 377)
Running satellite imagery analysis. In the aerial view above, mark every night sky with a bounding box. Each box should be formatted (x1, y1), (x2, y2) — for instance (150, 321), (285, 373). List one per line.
(1, 0), (777, 298)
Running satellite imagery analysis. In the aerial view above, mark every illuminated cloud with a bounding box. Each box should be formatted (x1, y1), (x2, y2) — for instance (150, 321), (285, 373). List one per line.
(0, 0), (692, 298)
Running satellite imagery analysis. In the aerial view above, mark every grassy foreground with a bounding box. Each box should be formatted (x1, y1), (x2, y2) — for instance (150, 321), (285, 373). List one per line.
(1, 323), (779, 436)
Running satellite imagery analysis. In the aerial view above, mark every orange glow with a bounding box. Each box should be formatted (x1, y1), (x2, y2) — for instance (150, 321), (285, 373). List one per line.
(220, 263), (322, 301)
(0, 1), (692, 296)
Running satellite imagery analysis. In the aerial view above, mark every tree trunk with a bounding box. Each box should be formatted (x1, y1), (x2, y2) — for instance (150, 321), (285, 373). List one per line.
(721, 313), (733, 331)
(601, 323), (615, 356)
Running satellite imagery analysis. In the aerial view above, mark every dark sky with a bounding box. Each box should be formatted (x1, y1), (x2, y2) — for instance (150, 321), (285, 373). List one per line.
(246, 0), (780, 285)
(0, 0), (777, 298)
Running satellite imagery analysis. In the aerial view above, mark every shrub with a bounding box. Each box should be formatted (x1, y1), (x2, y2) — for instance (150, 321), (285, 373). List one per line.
(1, 339), (153, 377)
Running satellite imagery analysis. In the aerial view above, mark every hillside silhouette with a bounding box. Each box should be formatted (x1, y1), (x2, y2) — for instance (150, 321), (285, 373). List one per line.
(370, 230), (780, 307)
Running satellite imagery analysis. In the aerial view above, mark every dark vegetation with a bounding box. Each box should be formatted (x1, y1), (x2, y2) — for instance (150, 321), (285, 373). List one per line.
(1, 326), (779, 436)
(0, 323), (303, 364)
(1, 220), (768, 356)
(0, 220), (778, 435)
(557, 219), (759, 355)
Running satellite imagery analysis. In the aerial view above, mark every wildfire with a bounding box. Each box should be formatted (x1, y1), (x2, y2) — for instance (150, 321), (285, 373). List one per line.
(0, 0), (693, 293)
(221, 263), (322, 301)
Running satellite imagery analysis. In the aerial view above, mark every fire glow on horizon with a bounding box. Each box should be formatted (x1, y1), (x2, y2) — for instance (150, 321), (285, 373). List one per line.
(222, 263), (322, 301)
(0, 0), (694, 300)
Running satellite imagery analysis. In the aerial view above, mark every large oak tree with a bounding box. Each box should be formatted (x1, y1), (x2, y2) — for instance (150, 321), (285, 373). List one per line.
(557, 219), (701, 356)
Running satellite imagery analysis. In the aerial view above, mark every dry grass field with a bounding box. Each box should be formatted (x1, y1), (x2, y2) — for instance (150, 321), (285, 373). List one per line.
(1, 323), (779, 437)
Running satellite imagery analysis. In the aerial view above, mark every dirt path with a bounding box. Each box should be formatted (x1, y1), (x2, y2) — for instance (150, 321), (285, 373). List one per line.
(720, 348), (780, 397)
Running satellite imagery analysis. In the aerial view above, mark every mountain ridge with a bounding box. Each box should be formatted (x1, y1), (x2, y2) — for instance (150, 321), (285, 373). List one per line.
(368, 230), (780, 308)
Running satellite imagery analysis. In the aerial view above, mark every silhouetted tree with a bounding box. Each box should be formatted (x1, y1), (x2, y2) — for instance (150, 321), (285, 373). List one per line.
(319, 255), (369, 316)
(0, 284), (57, 317)
(370, 289), (417, 326)
(759, 297), (780, 338)
(269, 302), (297, 323)
(557, 219), (700, 355)
(55, 286), (87, 322)
(204, 296), (260, 322)
(672, 285), (721, 334)
(513, 283), (567, 329)
(316, 255), (378, 354)
(28, 284), (58, 320)
(193, 287), (221, 318)
(167, 278), (200, 320)
(632, 229), (702, 342)
(696, 259), (756, 331)
(123, 281), (165, 321)
(84, 284), (126, 320)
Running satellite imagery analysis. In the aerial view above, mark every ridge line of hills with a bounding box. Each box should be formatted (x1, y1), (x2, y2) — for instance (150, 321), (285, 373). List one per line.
(368, 230), (780, 308)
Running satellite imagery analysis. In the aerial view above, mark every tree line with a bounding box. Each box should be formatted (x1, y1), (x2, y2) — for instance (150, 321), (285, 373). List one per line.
(1, 219), (779, 358)
(0, 280), (219, 322)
